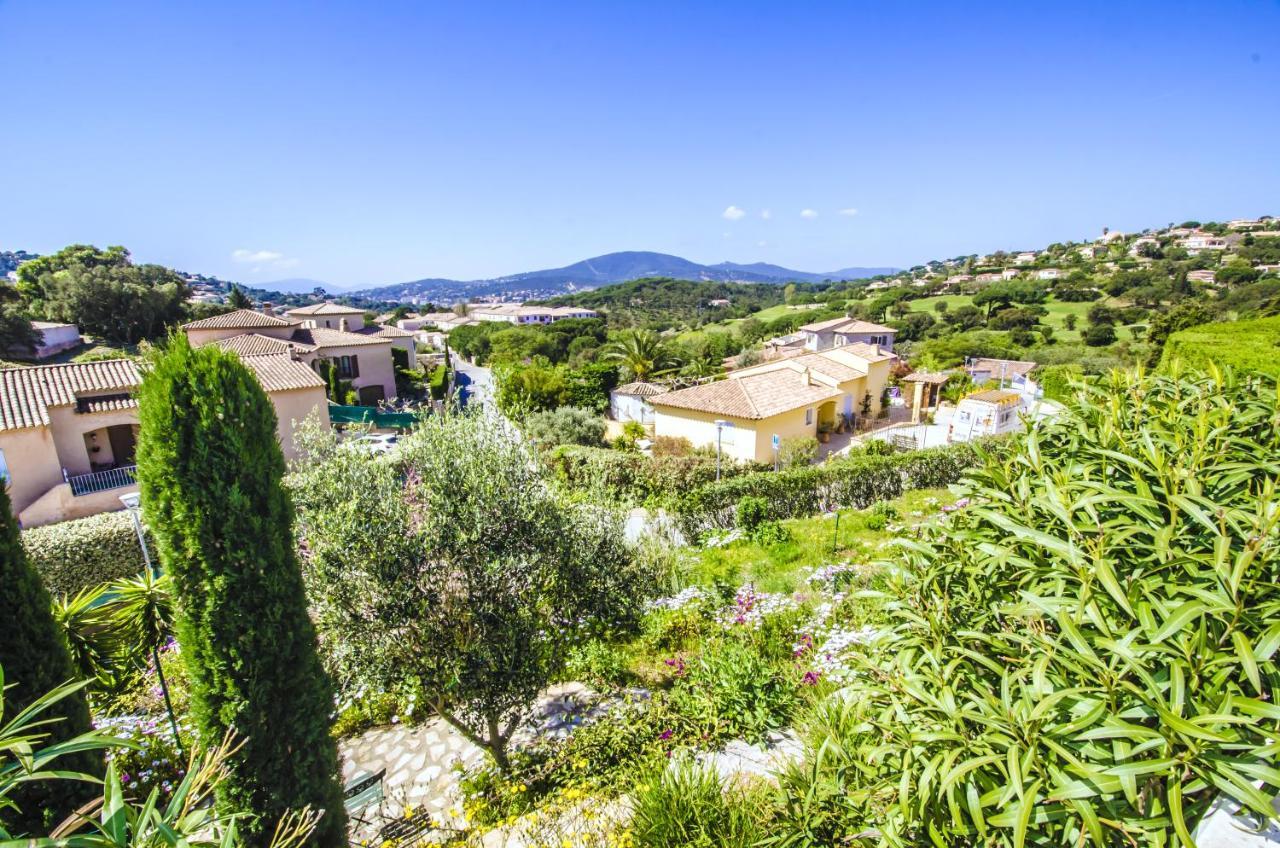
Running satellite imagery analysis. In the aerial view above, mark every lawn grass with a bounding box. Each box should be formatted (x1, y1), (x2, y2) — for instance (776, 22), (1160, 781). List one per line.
(906, 294), (1137, 342)
(682, 488), (955, 594)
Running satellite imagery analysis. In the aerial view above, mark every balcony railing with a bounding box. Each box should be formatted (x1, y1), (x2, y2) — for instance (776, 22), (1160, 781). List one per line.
(66, 465), (138, 497)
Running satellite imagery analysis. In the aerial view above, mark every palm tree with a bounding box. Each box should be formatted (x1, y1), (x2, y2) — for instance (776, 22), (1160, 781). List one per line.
(109, 571), (183, 759)
(602, 329), (676, 382)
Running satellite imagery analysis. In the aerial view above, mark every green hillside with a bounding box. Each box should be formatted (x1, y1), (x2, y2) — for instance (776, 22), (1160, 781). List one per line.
(1160, 315), (1280, 378)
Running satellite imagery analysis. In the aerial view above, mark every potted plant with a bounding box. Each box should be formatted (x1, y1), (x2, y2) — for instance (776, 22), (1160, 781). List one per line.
(817, 421), (833, 443)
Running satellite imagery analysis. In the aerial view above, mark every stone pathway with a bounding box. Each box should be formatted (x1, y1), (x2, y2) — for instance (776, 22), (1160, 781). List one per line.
(339, 683), (608, 825)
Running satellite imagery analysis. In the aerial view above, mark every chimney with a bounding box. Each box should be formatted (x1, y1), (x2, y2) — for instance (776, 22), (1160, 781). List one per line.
(261, 301), (274, 314)
(339, 318), (349, 332)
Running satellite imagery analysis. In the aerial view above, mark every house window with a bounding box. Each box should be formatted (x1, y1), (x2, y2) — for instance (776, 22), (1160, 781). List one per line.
(870, 334), (889, 346)
(805, 408), (814, 426)
(337, 355), (360, 379)
(0, 448), (8, 484)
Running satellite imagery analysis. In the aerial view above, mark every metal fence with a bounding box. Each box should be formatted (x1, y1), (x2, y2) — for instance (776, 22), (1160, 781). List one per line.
(67, 464), (138, 497)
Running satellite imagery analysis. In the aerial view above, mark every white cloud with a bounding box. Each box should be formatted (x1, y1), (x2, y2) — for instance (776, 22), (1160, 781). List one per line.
(722, 205), (746, 221)
(800, 208), (819, 219)
(838, 207), (859, 217)
(760, 208), (772, 220)
(232, 248), (298, 271)
(757, 240), (768, 247)
(232, 248), (283, 263)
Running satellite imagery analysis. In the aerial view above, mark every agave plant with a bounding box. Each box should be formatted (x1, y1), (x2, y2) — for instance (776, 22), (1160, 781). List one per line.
(771, 365), (1280, 846)
(50, 586), (117, 686)
(105, 572), (182, 759)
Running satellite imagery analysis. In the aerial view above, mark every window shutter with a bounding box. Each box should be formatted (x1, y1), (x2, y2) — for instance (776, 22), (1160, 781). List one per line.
(350, 355), (360, 377)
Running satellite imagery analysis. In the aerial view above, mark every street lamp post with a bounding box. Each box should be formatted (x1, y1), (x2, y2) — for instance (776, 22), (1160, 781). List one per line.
(119, 492), (155, 576)
(714, 419), (727, 482)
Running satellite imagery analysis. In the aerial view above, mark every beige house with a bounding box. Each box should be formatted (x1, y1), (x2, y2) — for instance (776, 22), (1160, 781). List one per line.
(651, 346), (894, 465)
(0, 356), (328, 527)
(182, 307), (400, 405)
(798, 317), (896, 353)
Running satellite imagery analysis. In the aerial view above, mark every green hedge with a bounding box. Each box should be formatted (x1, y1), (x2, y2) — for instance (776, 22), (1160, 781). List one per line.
(546, 445), (769, 504)
(1160, 315), (1280, 378)
(22, 510), (151, 596)
(1038, 363), (1084, 403)
(674, 440), (992, 537)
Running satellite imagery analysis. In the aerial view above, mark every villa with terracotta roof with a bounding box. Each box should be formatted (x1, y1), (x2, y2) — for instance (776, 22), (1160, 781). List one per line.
(0, 356), (328, 527)
(183, 305), (405, 405)
(797, 316), (896, 352)
(650, 346), (895, 464)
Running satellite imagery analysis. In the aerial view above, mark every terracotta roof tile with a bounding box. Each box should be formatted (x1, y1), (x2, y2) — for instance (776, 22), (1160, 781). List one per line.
(285, 302), (365, 316)
(651, 370), (841, 420)
(214, 334), (316, 356)
(238, 354), (327, 392)
(0, 354), (324, 431)
(613, 381), (669, 397)
(182, 309), (295, 330)
(289, 327), (392, 349)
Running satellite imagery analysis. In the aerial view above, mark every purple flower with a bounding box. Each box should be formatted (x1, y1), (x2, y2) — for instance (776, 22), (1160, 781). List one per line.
(659, 729), (673, 741)
(801, 671), (821, 686)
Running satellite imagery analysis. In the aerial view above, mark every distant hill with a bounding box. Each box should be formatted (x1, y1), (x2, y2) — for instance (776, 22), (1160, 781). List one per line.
(348, 251), (898, 302)
(257, 277), (340, 294)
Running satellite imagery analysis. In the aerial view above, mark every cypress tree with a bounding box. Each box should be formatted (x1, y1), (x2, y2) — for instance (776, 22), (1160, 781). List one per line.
(136, 336), (346, 848)
(0, 485), (100, 834)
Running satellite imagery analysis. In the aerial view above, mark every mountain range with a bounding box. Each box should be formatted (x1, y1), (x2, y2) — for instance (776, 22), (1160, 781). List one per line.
(341, 251), (897, 302)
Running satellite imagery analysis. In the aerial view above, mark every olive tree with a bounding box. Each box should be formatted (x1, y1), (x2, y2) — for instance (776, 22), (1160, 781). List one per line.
(291, 413), (649, 770)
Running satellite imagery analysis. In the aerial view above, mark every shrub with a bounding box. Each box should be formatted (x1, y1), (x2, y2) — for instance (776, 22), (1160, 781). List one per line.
(1037, 362), (1084, 402)
(137, 336), (347, 848)
(651, 435), (694, 458)
(668, 637), (798, 744)
(772, 367), (1280, 845)
(631, 759), (765, 848)
(547, 445), (767, 505)
(521, 405), (606, 449)
(777, 436), (818, 468)
(675, 441), (987, 537)
(22, 510), (152, 596)
(0, 486), (100, 834)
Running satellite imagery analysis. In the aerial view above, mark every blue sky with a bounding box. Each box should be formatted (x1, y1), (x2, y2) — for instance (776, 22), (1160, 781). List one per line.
(1, 1), (1277, 288)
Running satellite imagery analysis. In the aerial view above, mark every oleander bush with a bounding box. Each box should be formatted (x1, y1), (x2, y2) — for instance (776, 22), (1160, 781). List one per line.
(22, 510), (151, 596)
(767, 367), (1280, 846)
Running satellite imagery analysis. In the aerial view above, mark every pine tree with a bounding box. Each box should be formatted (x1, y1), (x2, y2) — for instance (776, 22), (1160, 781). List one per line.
(136, 336), (346, 848)
(0, 486), (100, 834)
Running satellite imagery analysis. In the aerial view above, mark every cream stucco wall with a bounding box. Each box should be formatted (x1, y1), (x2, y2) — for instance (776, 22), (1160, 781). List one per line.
(301, 342), (397, 403)
(654, 402), (827, 465)
(47, 406), (139, 477)
(747, 405), (823, 462)
(387, 336), (416, 370)
(0, 426), (65, 516)
(271, 386), (330, 459)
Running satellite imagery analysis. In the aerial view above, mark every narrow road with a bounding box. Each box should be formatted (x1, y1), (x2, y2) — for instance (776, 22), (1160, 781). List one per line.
(449, 353), (493, 409)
